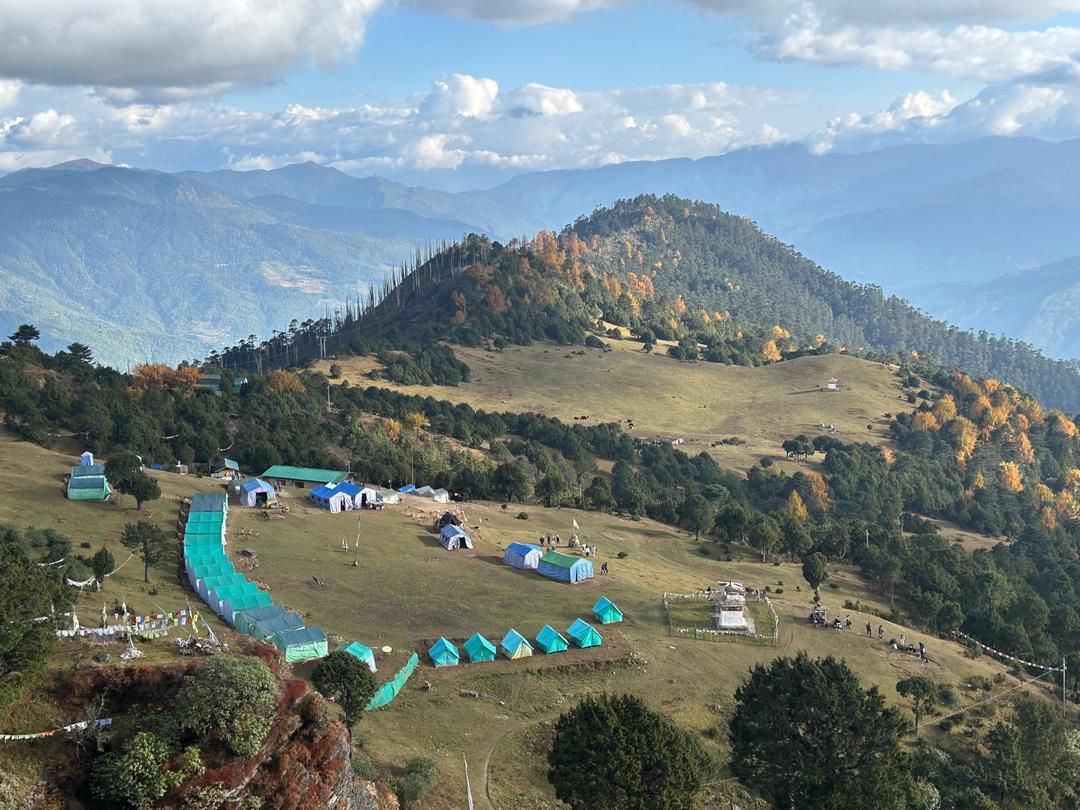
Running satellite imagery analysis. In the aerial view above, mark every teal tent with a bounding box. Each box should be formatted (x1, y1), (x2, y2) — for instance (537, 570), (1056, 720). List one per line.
(535, 625), (568, 654)
(338, 641), (377, 672)
(429, 637), (460, 667)
(567, 619), (603, 648)
(234, 604), (301, 638)
(592, 596), (623, 624)
(463, 633), (496, 663)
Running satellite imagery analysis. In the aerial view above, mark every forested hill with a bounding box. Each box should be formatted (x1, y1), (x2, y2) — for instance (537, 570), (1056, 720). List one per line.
(216, 195), (1080, 410)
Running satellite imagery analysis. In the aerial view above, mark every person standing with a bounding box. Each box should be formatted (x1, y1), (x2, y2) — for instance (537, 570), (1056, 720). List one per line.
(877, 625), (884, 639)
(865, 621), (872, 637)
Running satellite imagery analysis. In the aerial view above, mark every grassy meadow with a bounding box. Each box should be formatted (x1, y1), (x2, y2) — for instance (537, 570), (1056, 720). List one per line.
(313, 339), (908, 473)
(0, 430), (1038, 809)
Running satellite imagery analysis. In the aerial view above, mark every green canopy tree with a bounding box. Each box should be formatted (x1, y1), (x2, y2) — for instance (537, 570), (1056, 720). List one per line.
(748, 515), (781, 562)
(90, 547), (115, 591)
(90, 732), (202, 810)
(680, 494), (715, 540)
(802, 552), (829, 593)
(896, 675), (941, 737)
(536, 473), (568, 507)
(120, 521), (170, 584)
(106, 453), (160, 510)
(548, 693), (710, 810)
(66, 342), (94, 364)
(311, 651), (378, 727)
(8, 324), (40, 347)
(729, 652), (909, 810)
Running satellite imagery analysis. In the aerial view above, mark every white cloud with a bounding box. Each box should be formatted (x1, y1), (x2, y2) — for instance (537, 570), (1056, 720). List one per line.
(0, 0), (382, 93)
(402, 0), (618, 25)
(0, 80), (21, 110)
(421, 74), (499, 118)
(505, 84), (583, 116)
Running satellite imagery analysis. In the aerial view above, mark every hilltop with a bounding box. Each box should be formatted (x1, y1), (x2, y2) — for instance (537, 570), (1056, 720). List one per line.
(240, 195), (1079, 409)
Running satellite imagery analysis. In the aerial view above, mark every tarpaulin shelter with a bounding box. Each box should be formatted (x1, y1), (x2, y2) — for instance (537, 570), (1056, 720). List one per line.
(398, 484), (416, 494)
(431, 488), (450, 503)
(463, 632), (496, 663)
(197, 573), (247, 603)
(338, 641), (377, 672)
(536, 625), (569, 654)
(190, 491), (228, 514)
(592, 596), (623, 624)
(233, 604), (299, 637)
(503, 543), (542, 570)
(365, 653), (419, 711)
(310, 484), (353, 513)
(272, 626), (328, 663)
(501, 629), (533, 659)
(439, 525), (473, 550)
(438, 511), (463, 528)
(414, 486), (435, 497)
(239, 478), (276, 507)
(567, 619), (603, 648)
(537, 551), (594, 583)
(67, 472), (112, 501)
(222, 591), (273, 625)
(429, 637), (460, 667)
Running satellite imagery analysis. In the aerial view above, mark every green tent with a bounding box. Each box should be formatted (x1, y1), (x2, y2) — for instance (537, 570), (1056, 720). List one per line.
(501, 629), (533, 659)
(535, 624), (569, 654)
(185, 510), (225, 526)
(234, 604), (298, 637)
(224, 591), (273, 624)
(67, 474), (112, 501)
(567, 619), (603, 648)
(273, 627), (328, 663)
(429, 637), (460, 667)
(592, 596), (623, 624)
(463, 632), (496, 663)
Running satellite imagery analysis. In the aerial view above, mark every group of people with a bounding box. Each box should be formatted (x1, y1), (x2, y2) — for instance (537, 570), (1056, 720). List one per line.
(538, 532), (608, 574)
(538, 533), (562, 548)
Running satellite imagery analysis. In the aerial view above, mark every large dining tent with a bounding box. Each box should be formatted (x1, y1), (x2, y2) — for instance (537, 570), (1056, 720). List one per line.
(223, 591), (273, 625)
(238, 478), (276, 507)
(310, 484), (353, 513)
(197, 573), (247, 603)
(234, 604), (301, 638)
(503, 543), (542, 570)
(537, 551), (594, 583)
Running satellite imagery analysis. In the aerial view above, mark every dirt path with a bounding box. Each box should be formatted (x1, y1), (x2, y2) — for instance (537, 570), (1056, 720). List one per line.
(480, 718), (531, 810)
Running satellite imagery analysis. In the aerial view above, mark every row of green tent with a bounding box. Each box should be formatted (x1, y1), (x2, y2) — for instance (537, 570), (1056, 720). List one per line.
(429, 618), (605, 667)
(182, 491), (328, 663)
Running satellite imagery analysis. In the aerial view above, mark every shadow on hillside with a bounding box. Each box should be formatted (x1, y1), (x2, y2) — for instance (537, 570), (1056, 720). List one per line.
(415, 532), (443, 549)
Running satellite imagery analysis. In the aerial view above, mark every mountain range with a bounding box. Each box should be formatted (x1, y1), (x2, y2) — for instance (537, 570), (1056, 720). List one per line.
(1, 137), (1079, 369)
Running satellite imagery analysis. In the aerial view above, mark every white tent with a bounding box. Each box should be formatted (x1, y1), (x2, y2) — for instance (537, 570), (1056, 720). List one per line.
(239, 478), (276, 507)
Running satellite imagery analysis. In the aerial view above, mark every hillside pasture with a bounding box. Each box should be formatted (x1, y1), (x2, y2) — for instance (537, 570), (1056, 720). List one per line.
(315, 343), (907, 472)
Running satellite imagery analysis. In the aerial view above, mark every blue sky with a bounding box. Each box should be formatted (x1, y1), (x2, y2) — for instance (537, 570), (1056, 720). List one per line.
(2, 1), (1080, 185)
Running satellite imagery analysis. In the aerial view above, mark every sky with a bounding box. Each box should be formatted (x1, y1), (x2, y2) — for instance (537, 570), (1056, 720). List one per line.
(3, 1), (1080, 188)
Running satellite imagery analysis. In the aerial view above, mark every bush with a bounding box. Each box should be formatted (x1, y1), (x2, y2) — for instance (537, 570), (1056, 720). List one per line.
(617, 551), (628, 559)
(79, 542), (92, 549)
(584, 335), (606, 350)
(774, 588), (784, 594)
(516, 512), (529, 520)
(328, 364), (343, 379)
(352, 752), (379, 782)
(772, 561), (781, 567)
(176, 656), (278, 756)
(828, 583), (839, 589)
(396, 757), (439, 807)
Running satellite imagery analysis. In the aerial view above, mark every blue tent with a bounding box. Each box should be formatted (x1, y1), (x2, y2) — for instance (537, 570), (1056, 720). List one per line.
(338, 641), (377, 672)
(536, 625), (569, 654)
(537, 551), (594, 583)
(239, 478), (276, 507)
(439, 524), (473, 550)
(503, 543), (542, 570)
(593, 596), (623, 624)
(429, 637), (460, 667)
(398, 484), (416, 494)
(567, 618), (603, 648)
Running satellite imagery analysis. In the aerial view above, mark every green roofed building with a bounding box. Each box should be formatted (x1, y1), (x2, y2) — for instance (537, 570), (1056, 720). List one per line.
(260, 465), (349, 489)
(463, 632), (496, 663)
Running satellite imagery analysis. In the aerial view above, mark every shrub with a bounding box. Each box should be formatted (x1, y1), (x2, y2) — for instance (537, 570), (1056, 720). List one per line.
(311, 651), (378, 727)
(395, 757), (439, 807)
(828, 583), (839, 589)
(617, 551), (628, 559)
(774, 588), (784, 594)
(176, 657), (278, 756)
(79, 542), (92, 549)
(516, 512), (529, 520)
(772, 561), (781, 567)
(584, 335), (606, 350)
(352, 753), (379, 781)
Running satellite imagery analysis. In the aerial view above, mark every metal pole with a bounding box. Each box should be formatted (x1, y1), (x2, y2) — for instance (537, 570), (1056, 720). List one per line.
(1064, 657), (1068, 719)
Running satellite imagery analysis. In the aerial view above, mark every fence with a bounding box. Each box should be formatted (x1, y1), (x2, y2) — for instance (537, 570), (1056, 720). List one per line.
(662, 590), (779, 646)
(365, 652), (420, 711)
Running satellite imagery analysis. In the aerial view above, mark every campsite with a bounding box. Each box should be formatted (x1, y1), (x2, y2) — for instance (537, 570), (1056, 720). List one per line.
(0, 429), (1044, 809)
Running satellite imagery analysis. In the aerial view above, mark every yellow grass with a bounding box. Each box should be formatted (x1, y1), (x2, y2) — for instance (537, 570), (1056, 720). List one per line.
(315, 342), (908, 473)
